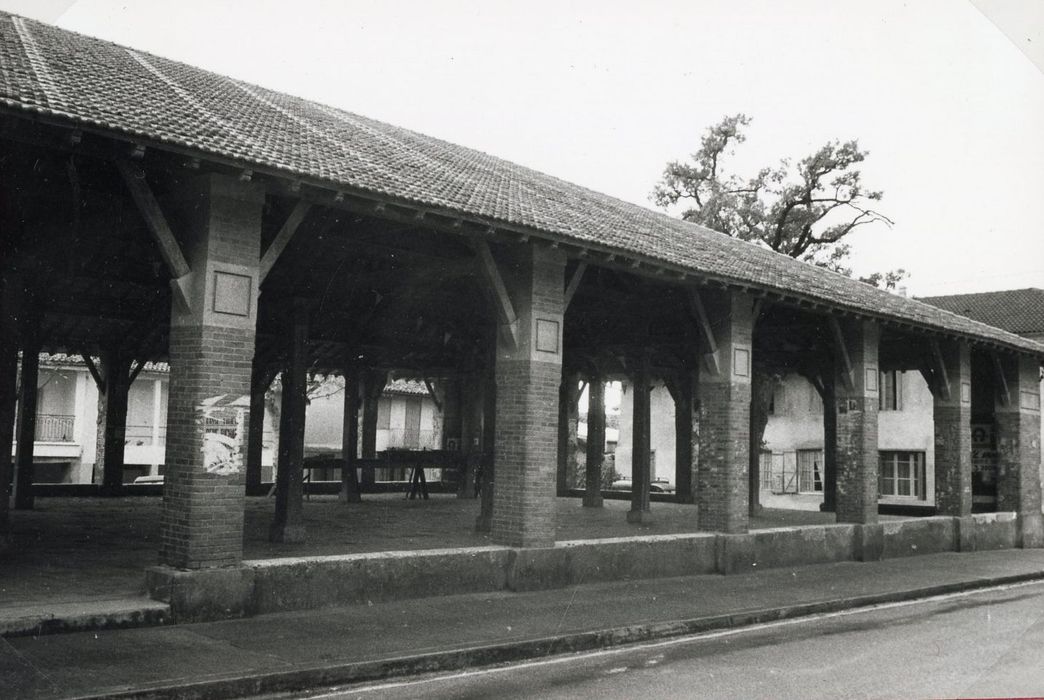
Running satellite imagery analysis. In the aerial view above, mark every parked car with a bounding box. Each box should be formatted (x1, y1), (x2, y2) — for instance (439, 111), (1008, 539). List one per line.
(609, 478), (674, 493)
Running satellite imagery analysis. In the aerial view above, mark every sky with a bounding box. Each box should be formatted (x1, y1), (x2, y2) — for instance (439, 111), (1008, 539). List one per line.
(2, 0), (1043, 297)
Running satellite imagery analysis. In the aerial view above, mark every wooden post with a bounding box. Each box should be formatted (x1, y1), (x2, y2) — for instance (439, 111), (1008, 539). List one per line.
(476, 341), (496, 533)
(340, 367), (362, 503)
(671, 370), (695, 504)
(820, 369), (838, 513)
(628, 353), (652, 523)
(556, 370), (580, 497)
(98, 348), (132, 495)
(0, 273), (22, 544)
(13, 311), (40, 510)
(359, 369), (383, 485)
(583, 375), (605, 508)
(245, 362), (269, 496)
(270, 299), (308, 543)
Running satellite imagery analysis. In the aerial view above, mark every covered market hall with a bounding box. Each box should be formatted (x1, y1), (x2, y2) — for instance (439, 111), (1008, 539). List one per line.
(0, 13), (1042, 620)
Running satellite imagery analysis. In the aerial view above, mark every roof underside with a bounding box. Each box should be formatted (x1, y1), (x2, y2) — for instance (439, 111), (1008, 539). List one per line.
(0, 12), (1041, 357)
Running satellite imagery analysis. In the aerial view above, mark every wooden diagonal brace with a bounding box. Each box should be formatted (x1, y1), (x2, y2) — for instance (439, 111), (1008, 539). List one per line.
(992, 353), (1011, 407)
(472, 239), (518, 350)
(564, 261), (587, 310)
(259, 201), (311, 283)
(81, 352), (105, 393)
(686, 289), (721, 375)
(115, 159), (192, 312)
(128, 358), (147, 386)
(828, 317), (855, 392)
(423, 377), (443, 412)
(929, 340), (951, 401)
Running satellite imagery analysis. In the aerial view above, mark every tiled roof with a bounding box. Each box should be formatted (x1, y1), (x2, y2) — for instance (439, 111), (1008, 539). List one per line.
(383, 379), (430, 397)
(920, 289), (1044, 338)
(1, 13), (1042, 357)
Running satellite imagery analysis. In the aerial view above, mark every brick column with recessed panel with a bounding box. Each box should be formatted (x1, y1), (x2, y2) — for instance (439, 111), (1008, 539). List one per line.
(161, 174), (263, 569)
(834, 319), (880, 524)
(491, 246), (566, 548)
(696, 290), (753, 534)
(933, 340), (973, 517)
(995, 354), (1043, 548)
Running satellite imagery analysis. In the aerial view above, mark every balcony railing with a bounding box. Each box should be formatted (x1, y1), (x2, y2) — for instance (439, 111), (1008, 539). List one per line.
(125, 424), (167, 447)
(35, 413), (75, 442)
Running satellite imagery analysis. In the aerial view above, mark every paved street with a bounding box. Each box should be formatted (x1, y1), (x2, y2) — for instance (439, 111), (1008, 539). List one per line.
(315, 581), (1044, 700)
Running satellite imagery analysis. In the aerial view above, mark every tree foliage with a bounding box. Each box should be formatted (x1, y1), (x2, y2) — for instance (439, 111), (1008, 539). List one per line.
(652, 114), (905, 287)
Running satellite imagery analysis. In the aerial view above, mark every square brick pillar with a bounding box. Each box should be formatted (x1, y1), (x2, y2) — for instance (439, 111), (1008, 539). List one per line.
(834, 320), (880, 525)
(696, 290), (753, 534)
(933, 340), (973, 516)
(995, 354), (1043, 548)
(161, 174), (263, 570)
(490, 246), (566, 548)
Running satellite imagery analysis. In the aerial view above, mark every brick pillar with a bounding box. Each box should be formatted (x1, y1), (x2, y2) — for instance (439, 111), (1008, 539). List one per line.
(490, 246), (565, 548)
(670, 370), (696, 505)
(995, 354), (1043, 548)
(0, 273), (21, 546)
(697, 290), (753, 534)
(933, 340), (973, 516)
(628, 353), (652, 523)
(98, 348), (132, 495)
(161, 174), (262, 570)
(583, 375), (605, 508)
(271, 299), (309, 543)
(245, 359), (269, 496)
(556, 370), (580, 497)
(834, 320), (880, 524)
(13, 310), (39, 510)
(339, 366), (362, 503)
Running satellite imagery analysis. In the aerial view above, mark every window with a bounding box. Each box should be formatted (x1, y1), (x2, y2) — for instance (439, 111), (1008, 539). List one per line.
(797, 449), (824, 493)
(879, 451), (925, 499)
(879, 371), (902, 411)
(768, 384), (786, 416)
(759, 451), (773, 489)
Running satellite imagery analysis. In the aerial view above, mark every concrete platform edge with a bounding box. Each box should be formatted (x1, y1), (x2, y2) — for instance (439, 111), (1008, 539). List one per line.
(73, 568), (1044, 700)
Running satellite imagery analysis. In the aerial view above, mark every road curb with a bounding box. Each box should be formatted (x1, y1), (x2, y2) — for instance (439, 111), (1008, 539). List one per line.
(76, 569), (1044, 700)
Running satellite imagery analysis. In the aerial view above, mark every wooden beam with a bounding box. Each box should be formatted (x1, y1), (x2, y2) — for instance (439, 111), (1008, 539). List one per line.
(423, 377), (443, 412)
(993, 353), (1011, 407)
(128, 358), (147, 386)
(828, 316), (855, 392)
(686, 289), (721, 375)
(259, 201), (312, 283)
(114, 159), (192, 312)
(81, 352), (105, 393)
(929, 340), (951, 401)
(564, 262), (587, 310)
(472, 239), (518, 350)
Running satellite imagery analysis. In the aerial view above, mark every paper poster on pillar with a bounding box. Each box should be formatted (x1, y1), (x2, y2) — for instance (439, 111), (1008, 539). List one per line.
(197, 394), (250, 476)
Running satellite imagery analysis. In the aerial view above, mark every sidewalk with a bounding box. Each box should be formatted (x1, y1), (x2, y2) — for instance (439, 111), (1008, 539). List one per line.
(5, 548), (1044, 699)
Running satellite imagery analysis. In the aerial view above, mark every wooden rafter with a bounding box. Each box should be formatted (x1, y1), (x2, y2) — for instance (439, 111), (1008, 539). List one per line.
(929, 340), (951, 401)
(564, 261), (587, 310)
(828, 316), (855, 392)
(686, 289), (721, 375)
(114, 159), (192, 312)
(259, 201), (312, 283)
(472, 239), (518, 350)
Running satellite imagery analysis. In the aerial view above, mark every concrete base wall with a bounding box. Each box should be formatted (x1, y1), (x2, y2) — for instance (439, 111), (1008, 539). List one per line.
(507, 534), (718, 591)
(147, 514), (1031, 622)
(882, 517), (956, 559)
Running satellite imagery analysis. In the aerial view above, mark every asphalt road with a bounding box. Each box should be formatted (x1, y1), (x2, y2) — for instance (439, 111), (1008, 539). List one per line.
(296, 580), (1044, 700)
